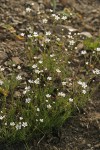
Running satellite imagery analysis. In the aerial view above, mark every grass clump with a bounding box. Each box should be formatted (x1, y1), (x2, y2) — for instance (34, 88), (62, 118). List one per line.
(0, 6), (100, 146)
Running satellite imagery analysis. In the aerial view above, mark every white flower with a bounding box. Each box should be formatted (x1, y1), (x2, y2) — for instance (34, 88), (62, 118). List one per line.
(27, 34), (32, 38)
(19, 117), (23, 120)
(93, 68), (100, 75)
(69, 98), (73, 102)
(22, 122), (28, 127)
(47, 77), (52, 81)
(56, 38), (60, 41)
(38, 60), (43, 64)
(25, 98), (31, 103)
(58, 92), (66, 97)
(37, 108), (40, 112)
(69, 40), (75, 45)
(85, 62), (89, 65)
(77, 80), (82, 85)
(0, 115), (5, 120)
(26, 7), (31, 12)
(10, 122), (15, 126)
(17, 65), (21, 69)
(15, 124), (21, 130)
(33, 32), (38, 37)
(20, 33), (25, 37)
(28, 79), (34, 83)
(25, 86), (30, 91)
(81, 50), (87, 55)
(46, 31), (51, 36)
(62, 16), (67, 20)
(43, 18), (48, 23)
(40, 119), (43, 122)
(45, 38), (50, 43)
(23, 86), (30, 94)
(32, 64), (37, 69)
(34, 78), (40, 84)
(56, 69), (61, 73)
(46, 94), (51, 98)
(16, 75), (22, 80)
(55, 15), (60, 20)
(81, 82), (87, 89)
(26, 7), (31, 13)
(34, 69), (40, 74)
(82, 90), (86, 94)
(0, 80), (3, 85)
(50, 54), (55, 57)
(96, 47), (100, 52)
(47, 104), (52, 109)
(0, 66), (5, 71)
(62, 82), (67, 86)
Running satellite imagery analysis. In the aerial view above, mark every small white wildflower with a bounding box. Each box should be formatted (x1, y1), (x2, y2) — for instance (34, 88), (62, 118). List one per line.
(26, 7), (31, 13)
(28, 79), (34, 83)
(82, 82), (87, 89)
(32, 64), (37, 69)
(0, 80), (3, 85)
(38, 60), (43, 64)
(19, 117), (23, 120)
(96, 47), (100, 52)
(46, 31), (51, 36)
(35, 69), (40, 74)
(10, 122), (15, 126)
(50, 54), (55, 57)
(27, 34), (32, 38)
(42, 18), (48, 23)
(0, 66), (4, 71)
(0, 115), (5, 120)
(62, 82), (67, 86)
(47, 104), (52, 109)
(93, 68), (100, 75)
(46, 94), (51, 98)
(37, 108), (40, 112)
(5, 122), (7, 126)
(56, 38), (60, 41)
(20, 33), (25, 37)
(55, 15), (60, 20)
(69, 40), (75, 45)
(25, 98), (31, 103)
(47, 77), (52, 81)
(40, 119), (43, 122)
(17, 65), (21, 69)
(81, 50), (87, 55)
(45, 38), (50, 43)
(15, 124), (21, 130)
(82, 90), (87, 94)
(62, 16), (67, 20)
(77, 80), (82, 85)
(46, 100), (48, 102)
(56, 69), (61, 73)
(69, 98), (73, 102)
(34, 78), (40, 84)
(85, 62), (89, 65)
(16, 75), (22, 81)
(33, 32), (38, 37)
(58, 92), (66, 97)
(22, 122), (28, 127)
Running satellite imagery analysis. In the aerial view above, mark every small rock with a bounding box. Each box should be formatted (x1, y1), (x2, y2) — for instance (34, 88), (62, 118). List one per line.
(0, 51), (8, 64)
(80, 32), (92, 38)
(12, 57), (23, 65)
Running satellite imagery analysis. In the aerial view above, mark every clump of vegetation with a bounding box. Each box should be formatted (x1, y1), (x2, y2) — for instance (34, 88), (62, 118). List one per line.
(0, 3), (100, 146)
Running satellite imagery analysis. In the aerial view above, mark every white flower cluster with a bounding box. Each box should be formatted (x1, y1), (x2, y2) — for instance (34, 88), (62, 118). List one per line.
(58, 92), (66, 97)
(77, 80), (87, 94)
(93, 68), (100, 75)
